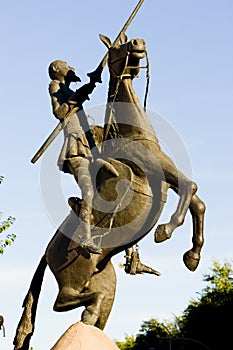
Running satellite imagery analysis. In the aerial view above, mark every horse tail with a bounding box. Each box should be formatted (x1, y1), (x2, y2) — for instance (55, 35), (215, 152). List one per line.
(13, 254), (47, 350)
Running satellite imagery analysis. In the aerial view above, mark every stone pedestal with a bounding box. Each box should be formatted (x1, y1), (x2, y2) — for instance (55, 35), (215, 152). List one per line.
(51, 322), (120, 350)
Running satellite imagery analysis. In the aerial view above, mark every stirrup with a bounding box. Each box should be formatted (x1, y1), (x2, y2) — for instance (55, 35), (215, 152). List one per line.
(80, 238), (102, 255)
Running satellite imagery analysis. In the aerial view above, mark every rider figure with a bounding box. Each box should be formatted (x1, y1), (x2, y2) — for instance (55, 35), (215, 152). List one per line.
(48, 60), (109, 254)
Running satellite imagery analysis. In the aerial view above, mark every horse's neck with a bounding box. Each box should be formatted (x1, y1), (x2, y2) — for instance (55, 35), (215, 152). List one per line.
(105, 77), (155, 139)
(108, 77), (140, 104)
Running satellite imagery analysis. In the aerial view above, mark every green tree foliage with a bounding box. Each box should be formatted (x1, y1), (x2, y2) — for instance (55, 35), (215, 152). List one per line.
(115, 335), (135, 350)
(203, 259), (233, 293)
(115, 260), (233, 350)
(0, 176), (16, 254)
(178, 260), (233, 350)
(116, 318), (179, 350)
(138, 319), (180, 350)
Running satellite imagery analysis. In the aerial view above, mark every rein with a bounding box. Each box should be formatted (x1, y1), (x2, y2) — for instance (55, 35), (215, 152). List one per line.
(144, 50), (150, 112)
(109, 49), (150, 111)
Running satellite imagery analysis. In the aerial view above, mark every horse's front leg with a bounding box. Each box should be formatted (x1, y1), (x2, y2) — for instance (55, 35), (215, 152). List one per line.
(153, 152), (197, 243)
(159, 180), (205, 271)
(183, 194), (205, 271)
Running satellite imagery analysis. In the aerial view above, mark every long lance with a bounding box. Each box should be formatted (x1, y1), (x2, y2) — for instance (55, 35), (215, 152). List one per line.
(31, 0), (144, 164)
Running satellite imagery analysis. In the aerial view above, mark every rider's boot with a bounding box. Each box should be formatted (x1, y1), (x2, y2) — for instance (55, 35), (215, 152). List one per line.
(68, 196), (102, 254)
(78, 201), (102, 254)
(124, 247), (160, 276)
(69, 157), (102, 255)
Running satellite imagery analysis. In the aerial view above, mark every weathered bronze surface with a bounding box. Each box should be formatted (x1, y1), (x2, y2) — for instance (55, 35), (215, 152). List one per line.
(13, 33), (205, 350)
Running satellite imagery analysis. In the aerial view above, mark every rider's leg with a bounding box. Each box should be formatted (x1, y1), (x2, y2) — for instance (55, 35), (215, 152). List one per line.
(69, 156), (102, 254)
(153, 151), (197, 242)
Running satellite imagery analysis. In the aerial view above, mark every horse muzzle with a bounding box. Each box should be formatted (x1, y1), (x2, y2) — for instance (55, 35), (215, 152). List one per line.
(128, 38), (146, 59)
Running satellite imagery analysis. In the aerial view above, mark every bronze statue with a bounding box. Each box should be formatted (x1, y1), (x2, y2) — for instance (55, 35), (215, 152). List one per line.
(13, 33), (205, 350)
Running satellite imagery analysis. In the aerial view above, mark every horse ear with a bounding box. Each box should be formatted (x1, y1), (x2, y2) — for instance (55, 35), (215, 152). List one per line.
(99, 34), (112, 49)
(119, 33), (128, 44)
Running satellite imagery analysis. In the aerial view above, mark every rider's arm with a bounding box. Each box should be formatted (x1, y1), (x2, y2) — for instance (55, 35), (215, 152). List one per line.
(48, 81), (79, 120)
(49, 79), (98, 120)
(69, 80), (97, 106)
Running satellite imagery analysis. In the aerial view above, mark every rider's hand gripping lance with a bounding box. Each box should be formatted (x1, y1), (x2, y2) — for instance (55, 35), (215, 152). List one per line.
(31, 0), (145, 164)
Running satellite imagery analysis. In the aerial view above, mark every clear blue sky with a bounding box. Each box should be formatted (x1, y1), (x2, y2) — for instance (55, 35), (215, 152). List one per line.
(0, 0), (233, 349)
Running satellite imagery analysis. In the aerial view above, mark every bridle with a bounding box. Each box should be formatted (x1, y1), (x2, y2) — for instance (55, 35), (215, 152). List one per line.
(109, 48), (150, 111)
(104, 47), (150, 141)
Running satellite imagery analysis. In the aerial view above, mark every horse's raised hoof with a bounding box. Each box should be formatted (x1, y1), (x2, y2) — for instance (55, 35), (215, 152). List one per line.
(183, 250), (200, 272)
(154, 224), (172, 243)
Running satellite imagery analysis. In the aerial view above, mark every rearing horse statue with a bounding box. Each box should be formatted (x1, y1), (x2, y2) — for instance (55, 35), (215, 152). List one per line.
(13, 35), (205, 350)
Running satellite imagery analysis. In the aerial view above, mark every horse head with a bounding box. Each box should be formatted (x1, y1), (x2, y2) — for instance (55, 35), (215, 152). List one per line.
(100, 34), (146, 80)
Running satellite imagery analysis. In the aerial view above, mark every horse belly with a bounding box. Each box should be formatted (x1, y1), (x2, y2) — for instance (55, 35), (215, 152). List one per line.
(91, 159), (164, 249)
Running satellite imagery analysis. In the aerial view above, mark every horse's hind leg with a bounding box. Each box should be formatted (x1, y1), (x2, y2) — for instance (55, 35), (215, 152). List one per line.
(54, 286), (105, 317)
(82, 260), (117, 329)
(183, 194), (205, 271)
